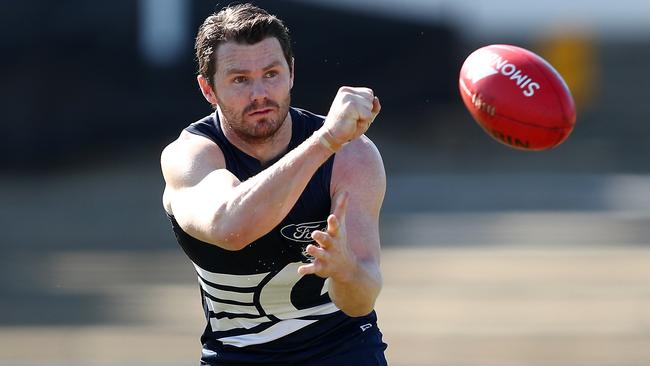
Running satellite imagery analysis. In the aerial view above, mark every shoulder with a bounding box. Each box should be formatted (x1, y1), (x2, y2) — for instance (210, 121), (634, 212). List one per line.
(161, 130), (225, 190)
(331, 135), (386, 201)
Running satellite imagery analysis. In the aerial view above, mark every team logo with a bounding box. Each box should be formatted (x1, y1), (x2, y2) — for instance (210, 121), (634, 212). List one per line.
(280, 220), (327, 243)
(465, 48), (541, 97)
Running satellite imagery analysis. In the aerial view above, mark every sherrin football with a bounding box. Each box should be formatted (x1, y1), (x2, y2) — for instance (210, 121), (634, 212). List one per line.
(459, 44), (576, 150)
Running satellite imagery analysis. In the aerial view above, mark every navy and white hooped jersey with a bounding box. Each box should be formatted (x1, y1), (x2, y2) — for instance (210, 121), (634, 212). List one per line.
(167, 107), (385, 365)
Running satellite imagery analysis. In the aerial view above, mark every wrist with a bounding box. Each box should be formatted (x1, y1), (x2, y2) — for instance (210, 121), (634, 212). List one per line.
(317, 130), (343, 153)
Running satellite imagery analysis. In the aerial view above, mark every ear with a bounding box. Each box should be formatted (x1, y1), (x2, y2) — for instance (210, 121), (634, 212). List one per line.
(197, 75), (219, 106)
(289, 57), (295, 90)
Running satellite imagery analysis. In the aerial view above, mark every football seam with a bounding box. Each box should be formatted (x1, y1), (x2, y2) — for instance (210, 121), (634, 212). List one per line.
(491, 111), (572, 132)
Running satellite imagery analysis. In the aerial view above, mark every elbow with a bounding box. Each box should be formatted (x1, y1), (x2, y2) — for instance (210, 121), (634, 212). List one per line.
(207, 230), (250, 251)
(204, 211), (251, 251)
(207, 229), (250, 251)
(334, 280), (382, 318)
(174, 202), (252, 251)
(336, 265), (383, 317)
(203, 198), (267, 250)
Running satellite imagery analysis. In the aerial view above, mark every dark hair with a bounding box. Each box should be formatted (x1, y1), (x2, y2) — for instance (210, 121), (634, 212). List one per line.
(195, 3), (293, 87)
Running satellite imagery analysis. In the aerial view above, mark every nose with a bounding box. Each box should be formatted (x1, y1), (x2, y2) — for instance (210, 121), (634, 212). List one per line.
(250, 78), (268, 102)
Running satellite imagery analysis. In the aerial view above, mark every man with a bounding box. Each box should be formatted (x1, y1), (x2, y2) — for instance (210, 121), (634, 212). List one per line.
(161, 3), (387, 365)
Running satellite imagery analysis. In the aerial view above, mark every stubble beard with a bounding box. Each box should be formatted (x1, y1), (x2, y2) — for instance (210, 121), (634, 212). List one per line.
(220, 94), (291, 145)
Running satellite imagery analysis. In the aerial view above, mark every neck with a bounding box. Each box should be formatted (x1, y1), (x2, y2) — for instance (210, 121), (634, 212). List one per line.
(218, 109), (293, 165)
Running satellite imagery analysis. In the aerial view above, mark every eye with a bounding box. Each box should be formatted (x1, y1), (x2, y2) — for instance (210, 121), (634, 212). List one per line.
(233, 76), (248, 84)
(264, 70), (278, 78)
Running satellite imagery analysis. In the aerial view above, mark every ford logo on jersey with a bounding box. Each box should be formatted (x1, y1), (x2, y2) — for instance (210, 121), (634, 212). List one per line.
(280, 220), (327, 243)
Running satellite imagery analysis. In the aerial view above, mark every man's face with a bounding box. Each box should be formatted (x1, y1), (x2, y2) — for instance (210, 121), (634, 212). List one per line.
(212, 37), (293, 144)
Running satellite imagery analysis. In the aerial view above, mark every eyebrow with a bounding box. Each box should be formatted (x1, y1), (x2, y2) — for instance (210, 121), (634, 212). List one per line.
(224, 60), (283, 76)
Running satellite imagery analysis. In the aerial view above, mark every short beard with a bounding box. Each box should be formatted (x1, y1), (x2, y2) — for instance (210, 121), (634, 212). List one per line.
(219, 94), (291, 145)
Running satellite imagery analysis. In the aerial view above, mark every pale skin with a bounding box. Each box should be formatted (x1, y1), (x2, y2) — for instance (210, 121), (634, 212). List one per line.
(161, 37), (385, 317)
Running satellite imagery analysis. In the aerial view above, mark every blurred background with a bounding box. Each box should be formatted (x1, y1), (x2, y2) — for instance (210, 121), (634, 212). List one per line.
(1, 0), (650, 365)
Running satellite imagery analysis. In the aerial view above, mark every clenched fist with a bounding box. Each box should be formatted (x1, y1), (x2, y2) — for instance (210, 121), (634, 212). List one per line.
(317, 87), (381, 152)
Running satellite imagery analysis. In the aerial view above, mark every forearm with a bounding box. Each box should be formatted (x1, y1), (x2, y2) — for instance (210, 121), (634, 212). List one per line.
(215, 131), (333, 248)
(329, 260), (382, 317)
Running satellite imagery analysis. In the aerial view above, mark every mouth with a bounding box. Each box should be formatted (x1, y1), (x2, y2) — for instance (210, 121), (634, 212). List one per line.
(248, 108), (274, 117)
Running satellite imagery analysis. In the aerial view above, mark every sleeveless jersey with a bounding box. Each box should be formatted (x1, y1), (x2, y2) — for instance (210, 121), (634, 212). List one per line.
(167, 107), (383, 365)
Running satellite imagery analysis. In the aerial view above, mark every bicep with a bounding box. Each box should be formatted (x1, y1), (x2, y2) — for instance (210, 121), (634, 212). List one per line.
(161, 137), (240, 244)
(170, 169), (240, 241)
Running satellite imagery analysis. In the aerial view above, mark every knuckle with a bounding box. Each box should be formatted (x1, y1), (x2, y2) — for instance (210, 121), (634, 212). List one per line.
(340, 98), (354, 108)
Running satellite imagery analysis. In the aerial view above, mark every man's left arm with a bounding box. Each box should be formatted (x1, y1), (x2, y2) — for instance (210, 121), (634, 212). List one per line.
(298, 135), (386, 317)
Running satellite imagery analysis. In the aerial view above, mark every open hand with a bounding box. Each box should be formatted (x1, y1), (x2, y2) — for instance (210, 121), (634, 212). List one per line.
(297, 191), (356, 283)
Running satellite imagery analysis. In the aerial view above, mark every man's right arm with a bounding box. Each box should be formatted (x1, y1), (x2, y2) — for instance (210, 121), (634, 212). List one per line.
(161, 129), (334, 251)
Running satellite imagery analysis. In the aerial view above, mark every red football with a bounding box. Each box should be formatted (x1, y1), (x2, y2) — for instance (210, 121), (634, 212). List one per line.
(458, 44), (576, 150)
